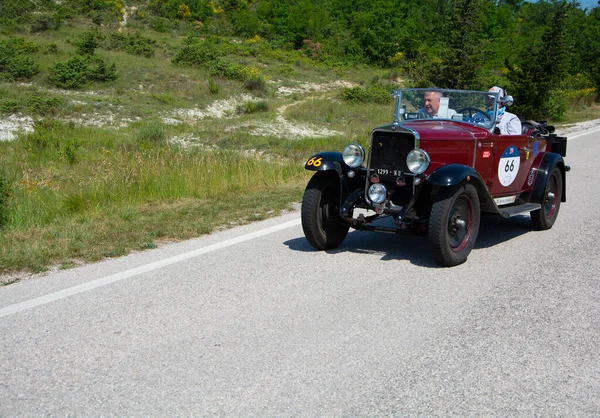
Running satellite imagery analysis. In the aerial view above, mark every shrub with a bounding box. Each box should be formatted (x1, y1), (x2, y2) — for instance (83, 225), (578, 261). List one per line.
(73, 31), (102, 55)
(0, 38), (40, 81)
(208, 78), (220, 94)
(340, 85), (392, 104)
(104, 33), (157, 57)
(25, 94), (65, 116)
(30, 13), (62, 33)
(172, 38), (219, 66)
(236, 100), (269, 114)
(63, 138), (81, 165)
(0, 99), (19, 114)
(48, 55), (90, 88)
(88, 56), (118, 82)
(48, 55), (117, 88)
(19, 119), (62, 152)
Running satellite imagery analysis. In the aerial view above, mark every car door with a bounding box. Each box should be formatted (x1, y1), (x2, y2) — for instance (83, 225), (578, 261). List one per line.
(489, 133), (533, 200)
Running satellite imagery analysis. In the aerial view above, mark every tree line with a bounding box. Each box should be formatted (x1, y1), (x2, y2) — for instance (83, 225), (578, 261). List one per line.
(1, 0), (599, 119)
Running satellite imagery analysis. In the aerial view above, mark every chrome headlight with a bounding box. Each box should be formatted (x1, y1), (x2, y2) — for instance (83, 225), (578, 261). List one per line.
(342, 143), (365, 168)
(407, 149), (430, 175)
(368, 183), (387, 204)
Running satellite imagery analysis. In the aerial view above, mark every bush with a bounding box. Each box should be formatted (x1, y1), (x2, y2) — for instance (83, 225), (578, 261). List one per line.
(30, 12), (62, 33)
(26, 94), (65, 116)
(19, 119), (62, 152)
(73, 31), (102, 55)
(208, 78), (220, 94)
(48, 55), (90, 88)
(48, 55), (117, 88)
(236, 100), (269, 114)
(0, 38), (40, 81)
(88, 56), (118, 82)
(104, 33), (157, 57)
(340, 85), (392, 104)
(172, 38), (219, 66)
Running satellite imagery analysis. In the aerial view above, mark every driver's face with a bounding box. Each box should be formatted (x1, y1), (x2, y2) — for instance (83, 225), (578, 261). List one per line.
(485, 95), (495, 109)
(424, 92), (440, 116)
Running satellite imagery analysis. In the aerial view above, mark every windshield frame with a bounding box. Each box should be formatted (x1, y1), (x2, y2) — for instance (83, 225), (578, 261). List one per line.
(392, 88), (499, 131)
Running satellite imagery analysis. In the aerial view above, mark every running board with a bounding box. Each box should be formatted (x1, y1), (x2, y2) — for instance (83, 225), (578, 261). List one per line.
(499, 203), (541, 218)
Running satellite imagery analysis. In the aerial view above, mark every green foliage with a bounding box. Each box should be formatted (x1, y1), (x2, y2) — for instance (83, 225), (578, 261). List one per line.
(63, 139), (82, 165)
(172, 37), (219, 66)
(0, 168), (12, 227)
(48, 55), (117, 89)
(507, 1), (572, 119)
(0, 39), (40, 81)
(19, 119), (62, 152)
(30, 12), (62, 33)
(0, 92), (64, 116)
(340, 85), (393, 105)
(104, 33), (157, 57)
(73, 31), (101, 55)
(237, 100), (269, 114)
(136, 122), (167, 144)
(48, 55), (91, 88)
(0, 0), (35, 24)
(64, 0), (124, 24)
(208, 78), (221, 94)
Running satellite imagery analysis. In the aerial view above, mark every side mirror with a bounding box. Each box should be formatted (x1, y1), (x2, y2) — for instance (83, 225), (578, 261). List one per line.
(502, 95), (514, 107)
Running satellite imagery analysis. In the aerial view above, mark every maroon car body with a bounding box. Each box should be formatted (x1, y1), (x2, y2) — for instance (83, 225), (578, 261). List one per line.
(301, 88), (569, 266)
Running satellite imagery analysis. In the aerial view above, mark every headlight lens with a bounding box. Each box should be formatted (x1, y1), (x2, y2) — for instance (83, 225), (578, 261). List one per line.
(406, 149), (431, 174)
(368, 183), (387, 204)
(342, 143), (365, 168)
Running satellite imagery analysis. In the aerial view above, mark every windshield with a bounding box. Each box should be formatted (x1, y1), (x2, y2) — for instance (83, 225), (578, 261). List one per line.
(394, 88), (498, 130)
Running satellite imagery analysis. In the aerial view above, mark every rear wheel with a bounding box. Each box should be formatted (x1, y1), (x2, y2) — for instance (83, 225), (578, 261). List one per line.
(301, 172), (350, 250)
(531, 166), (563, 230)
(429, 183), (480, 267)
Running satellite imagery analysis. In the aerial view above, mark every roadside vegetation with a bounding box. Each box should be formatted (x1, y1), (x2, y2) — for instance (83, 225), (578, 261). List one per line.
(1, 0), (599, 278)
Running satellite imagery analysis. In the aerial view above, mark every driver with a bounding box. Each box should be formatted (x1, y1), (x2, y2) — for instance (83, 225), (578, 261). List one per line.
(421, 91), (457, 118)
(487, 86), (522, 135)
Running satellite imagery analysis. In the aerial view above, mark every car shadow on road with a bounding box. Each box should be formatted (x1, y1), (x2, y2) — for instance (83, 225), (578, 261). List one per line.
(284, 214), (534, 268)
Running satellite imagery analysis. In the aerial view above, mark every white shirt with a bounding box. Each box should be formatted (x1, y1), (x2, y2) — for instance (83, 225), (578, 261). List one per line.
(497, 110), (522, 135)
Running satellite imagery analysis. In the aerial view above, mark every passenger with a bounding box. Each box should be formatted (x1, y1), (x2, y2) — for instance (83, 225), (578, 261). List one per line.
(421, 90), (457, 119)
(487, 86), (522, 135)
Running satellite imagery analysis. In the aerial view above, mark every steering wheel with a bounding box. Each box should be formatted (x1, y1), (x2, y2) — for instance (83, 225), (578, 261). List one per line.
(458, 107), (491, 124)
(458, 107), (488, 119)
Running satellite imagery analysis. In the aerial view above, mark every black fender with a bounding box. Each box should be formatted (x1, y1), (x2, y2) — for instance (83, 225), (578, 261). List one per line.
(304, 151), (364, 205)
(425, 164), (497, 213)
(305, 152), (349, 174)
(426, 164), (481, 187)
(531, 152), (567, 204)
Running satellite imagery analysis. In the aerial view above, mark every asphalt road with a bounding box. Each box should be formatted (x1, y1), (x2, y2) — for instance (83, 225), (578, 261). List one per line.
(1, 127), (600, 416)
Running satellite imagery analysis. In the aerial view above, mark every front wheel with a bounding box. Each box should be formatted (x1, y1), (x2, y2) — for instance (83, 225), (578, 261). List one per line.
(428, 183), (481, 267)
(301, 172), (350, 250)
(531, 166), (563, 230)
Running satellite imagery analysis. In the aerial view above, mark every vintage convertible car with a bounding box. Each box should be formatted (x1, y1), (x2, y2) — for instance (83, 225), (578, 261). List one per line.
(301, 88), (569, 266)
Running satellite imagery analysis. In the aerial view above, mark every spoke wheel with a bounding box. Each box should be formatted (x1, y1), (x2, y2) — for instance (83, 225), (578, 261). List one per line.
(301, 172), (350, 250)
(531, 166), (563, 230)
(429, 183), (480, 267)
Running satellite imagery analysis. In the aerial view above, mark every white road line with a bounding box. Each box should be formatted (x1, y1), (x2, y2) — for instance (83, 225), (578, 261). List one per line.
(566, 126), (600, 140)
(0, 218), (301, 318)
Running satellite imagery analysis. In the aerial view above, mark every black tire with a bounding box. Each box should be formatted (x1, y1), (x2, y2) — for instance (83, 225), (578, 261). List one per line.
(531, 166), (563, 230)
(301, 172), (350, 250)
(429, 183), (481, 267)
